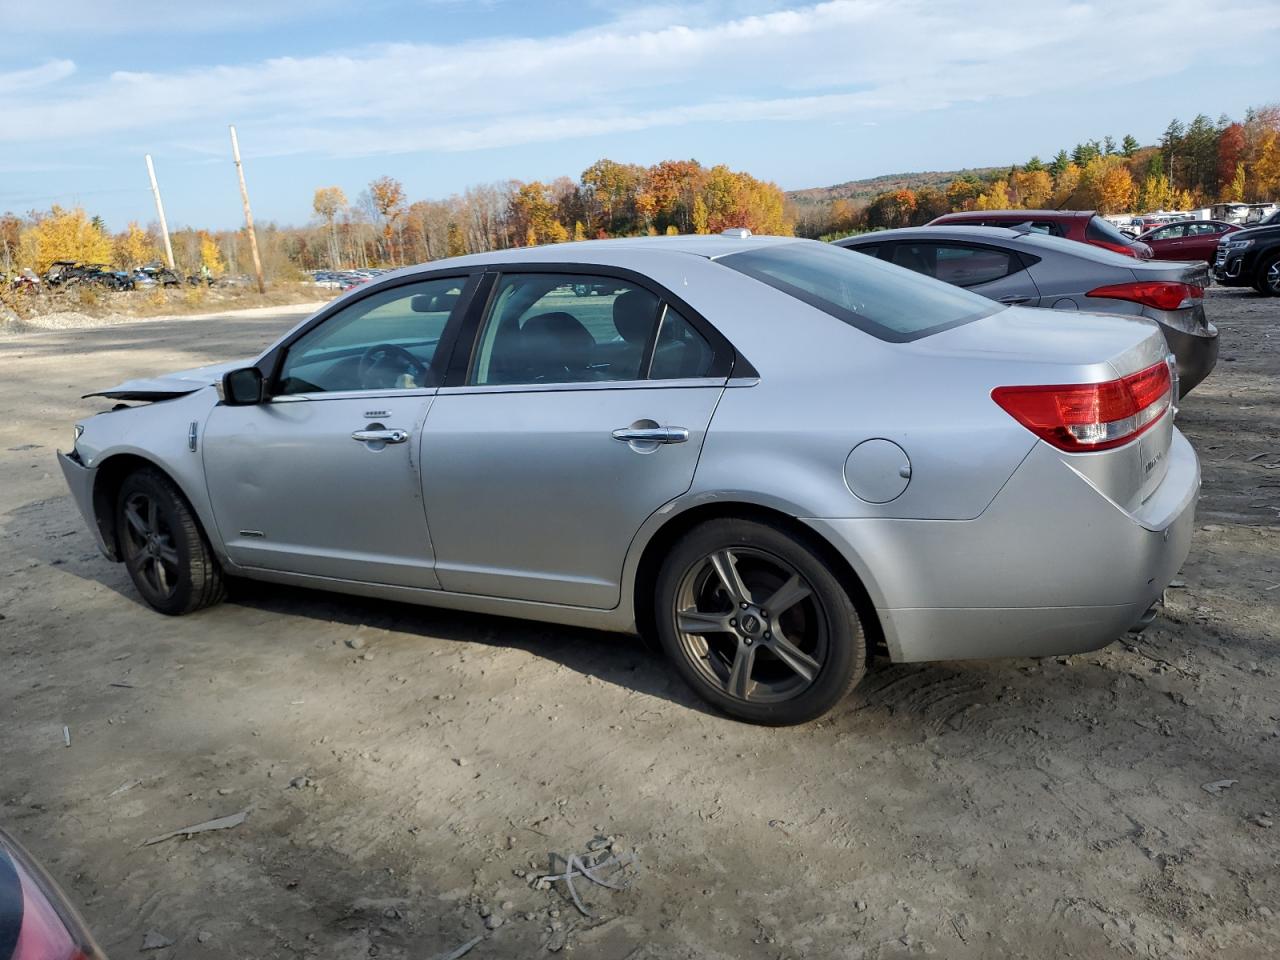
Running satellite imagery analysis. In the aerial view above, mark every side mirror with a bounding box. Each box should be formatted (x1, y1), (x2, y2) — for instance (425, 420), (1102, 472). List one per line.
(221, 367), (264, 406)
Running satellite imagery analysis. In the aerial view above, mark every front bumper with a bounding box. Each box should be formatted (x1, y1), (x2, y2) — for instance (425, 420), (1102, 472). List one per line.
(1213, 250), (1253, 287)
(57, 450), (111, 558)
(806, 430), (1200, 662)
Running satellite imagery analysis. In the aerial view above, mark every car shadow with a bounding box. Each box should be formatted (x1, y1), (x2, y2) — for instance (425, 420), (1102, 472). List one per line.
(220, 577), (721, 716)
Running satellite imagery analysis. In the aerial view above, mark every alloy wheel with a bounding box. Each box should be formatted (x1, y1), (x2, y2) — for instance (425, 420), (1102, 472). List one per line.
(121, 491), (181, 600)
(1267, 259), (1280, 294)
(673, 547), (827, 704)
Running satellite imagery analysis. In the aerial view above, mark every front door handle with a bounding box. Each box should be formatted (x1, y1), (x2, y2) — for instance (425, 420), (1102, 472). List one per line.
(612, 425), (690, 445)
(352, 429), (409, 444)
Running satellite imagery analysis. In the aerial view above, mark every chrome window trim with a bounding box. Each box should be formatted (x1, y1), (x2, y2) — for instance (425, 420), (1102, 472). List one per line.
(434, 377), (727, 397)
(268, 387), (440, 403)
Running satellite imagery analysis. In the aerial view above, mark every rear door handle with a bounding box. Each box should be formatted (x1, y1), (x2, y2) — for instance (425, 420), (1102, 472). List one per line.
(612, 425), (689, 444)
(352, 429), (409, 444)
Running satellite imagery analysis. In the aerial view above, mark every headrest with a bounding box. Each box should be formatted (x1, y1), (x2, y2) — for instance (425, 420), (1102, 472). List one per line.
(521, 312), (594, 369)
(612, 289), (659, 344)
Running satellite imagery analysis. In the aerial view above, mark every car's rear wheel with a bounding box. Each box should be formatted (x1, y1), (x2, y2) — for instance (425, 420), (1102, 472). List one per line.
(1256, 253), (1280, 296)
(655, 518), (866, 725)
(116, 468), (225, 615)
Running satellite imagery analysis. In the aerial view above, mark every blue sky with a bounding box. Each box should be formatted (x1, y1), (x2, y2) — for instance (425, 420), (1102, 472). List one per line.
(4, 0), (1279, 231)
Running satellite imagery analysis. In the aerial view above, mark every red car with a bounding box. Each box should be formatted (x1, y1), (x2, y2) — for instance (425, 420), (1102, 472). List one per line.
(0, 829), (104, 960)
(928, 210), (1154, 259)
(1136, 219), (1241, 265)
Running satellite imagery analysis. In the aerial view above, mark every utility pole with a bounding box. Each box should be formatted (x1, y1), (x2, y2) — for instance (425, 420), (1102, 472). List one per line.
(144, 154), (176, 270)
(228, 125), (266, 294)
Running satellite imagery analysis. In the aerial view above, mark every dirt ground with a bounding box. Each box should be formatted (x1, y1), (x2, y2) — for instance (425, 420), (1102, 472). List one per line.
(1, 289), (1277, 960)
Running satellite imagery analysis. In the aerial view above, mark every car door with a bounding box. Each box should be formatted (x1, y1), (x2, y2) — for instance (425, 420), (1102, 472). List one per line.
(883, 240), (1041, 306)
(202, 274), (475, 587)
(1146, 223), (1188, 259)
(421, 269), (731, 608)
(1183, 222), (1224, 263)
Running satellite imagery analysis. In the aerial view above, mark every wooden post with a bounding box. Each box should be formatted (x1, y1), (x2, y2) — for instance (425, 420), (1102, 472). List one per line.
(144, 154), (176, 270)
(229, 125), (266, 294)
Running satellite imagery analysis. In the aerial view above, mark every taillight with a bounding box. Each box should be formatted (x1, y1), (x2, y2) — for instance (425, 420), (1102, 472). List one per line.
(0, 831), (103, 960)
(1086, 280), (1203, 311)
(992, 360), (1173, 452)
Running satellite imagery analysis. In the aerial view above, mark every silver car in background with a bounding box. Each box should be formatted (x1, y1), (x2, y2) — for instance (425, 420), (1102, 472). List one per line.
(59, 235), (1199, 725)
(834, 226), (1218, 395)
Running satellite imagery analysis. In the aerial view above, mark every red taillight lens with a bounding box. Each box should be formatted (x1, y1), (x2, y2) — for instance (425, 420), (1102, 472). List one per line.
(992, 360), (1173, 452)
(0, 831), (102, 960)
(1086, 281), (1203, 311)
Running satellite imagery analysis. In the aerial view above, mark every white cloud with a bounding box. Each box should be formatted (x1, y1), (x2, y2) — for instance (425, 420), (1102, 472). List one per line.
(0, 60), (76, 96)
(2, 0), (1278, 159)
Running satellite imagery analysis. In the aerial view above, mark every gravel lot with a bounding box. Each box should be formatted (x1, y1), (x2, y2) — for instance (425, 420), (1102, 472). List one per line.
(1, 290), (1277, 959)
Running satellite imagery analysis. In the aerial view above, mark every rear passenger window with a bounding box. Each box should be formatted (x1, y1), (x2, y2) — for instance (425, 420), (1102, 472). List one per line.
(849, 244), (879, 258)
(650, 307), (714, 379)
(889, 243), (1016, 287)
(471, 275), (658, 385)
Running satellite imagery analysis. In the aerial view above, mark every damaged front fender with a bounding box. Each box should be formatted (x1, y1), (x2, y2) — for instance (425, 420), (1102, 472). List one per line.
(83, 359), (251, 402)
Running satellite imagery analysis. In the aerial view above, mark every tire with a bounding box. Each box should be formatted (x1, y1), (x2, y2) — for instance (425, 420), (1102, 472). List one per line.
(655, 518), (866, 725)
(1256, 253), (1280, 297)
(116, 468), (225, 615)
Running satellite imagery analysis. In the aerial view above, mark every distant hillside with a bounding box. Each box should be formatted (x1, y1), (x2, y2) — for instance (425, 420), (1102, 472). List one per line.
(787, 166), (1007, 206)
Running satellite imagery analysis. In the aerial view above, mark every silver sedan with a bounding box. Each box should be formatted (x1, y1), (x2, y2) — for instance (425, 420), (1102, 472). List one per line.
(834, 225), (1219, 396)
(59, 234), (1199, 724)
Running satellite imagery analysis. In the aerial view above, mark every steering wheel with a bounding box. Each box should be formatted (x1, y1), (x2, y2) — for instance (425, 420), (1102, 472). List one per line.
(357, 343), (429, 389)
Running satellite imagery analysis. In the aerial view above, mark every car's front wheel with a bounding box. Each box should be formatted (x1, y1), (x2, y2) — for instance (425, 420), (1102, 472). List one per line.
(116, 468), (225, 615)
(1256, 253), (1280, 296)
(655, 518), (867, 725)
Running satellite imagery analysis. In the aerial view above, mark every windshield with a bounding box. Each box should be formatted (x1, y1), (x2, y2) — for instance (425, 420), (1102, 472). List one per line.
(718, 242), (1001, 342)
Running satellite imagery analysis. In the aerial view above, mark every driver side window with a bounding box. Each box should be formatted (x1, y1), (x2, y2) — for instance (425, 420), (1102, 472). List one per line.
(277, 277), (466, 395)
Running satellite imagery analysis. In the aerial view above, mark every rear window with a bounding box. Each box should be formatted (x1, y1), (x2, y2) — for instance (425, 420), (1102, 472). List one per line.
(1086, 216), (1134, 247)
(719, 242), (1000, 342)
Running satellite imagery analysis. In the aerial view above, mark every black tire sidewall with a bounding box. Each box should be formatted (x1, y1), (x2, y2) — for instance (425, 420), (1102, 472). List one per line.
(1258, 254), (1280, 296)
(655, 518), (865, 725)
(117, 470), (203, 615)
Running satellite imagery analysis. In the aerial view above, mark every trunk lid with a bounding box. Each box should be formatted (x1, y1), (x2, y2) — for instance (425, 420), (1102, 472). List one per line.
(917, 305), (1176, 513)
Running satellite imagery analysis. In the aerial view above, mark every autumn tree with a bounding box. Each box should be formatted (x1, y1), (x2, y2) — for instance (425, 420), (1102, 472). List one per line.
(19, 206), (112, 274)
(113, 221), (157, 269)
(1253, 130), (1280, 201)
(581, 159), (643, 234)
(865, 189), (918, 228)
(368, 176), (407, 265)
(691, 195), (709, 234)
(945, 177), (982, 211)
(0, 213), (20, 273)
(973, 180), (1012, 210)
(1215, 123), (1246, 200)
(1097, 163), (1136, 213)
(1010, 169), (1052, 208)
(198, 231), (225, 277)
(313, 186), (347, 268)
(1136, 172), (1174, 212)
(1051, 163), (1081, 207)
(509, 182), (570, 246)
(912, 187), (949, 223)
